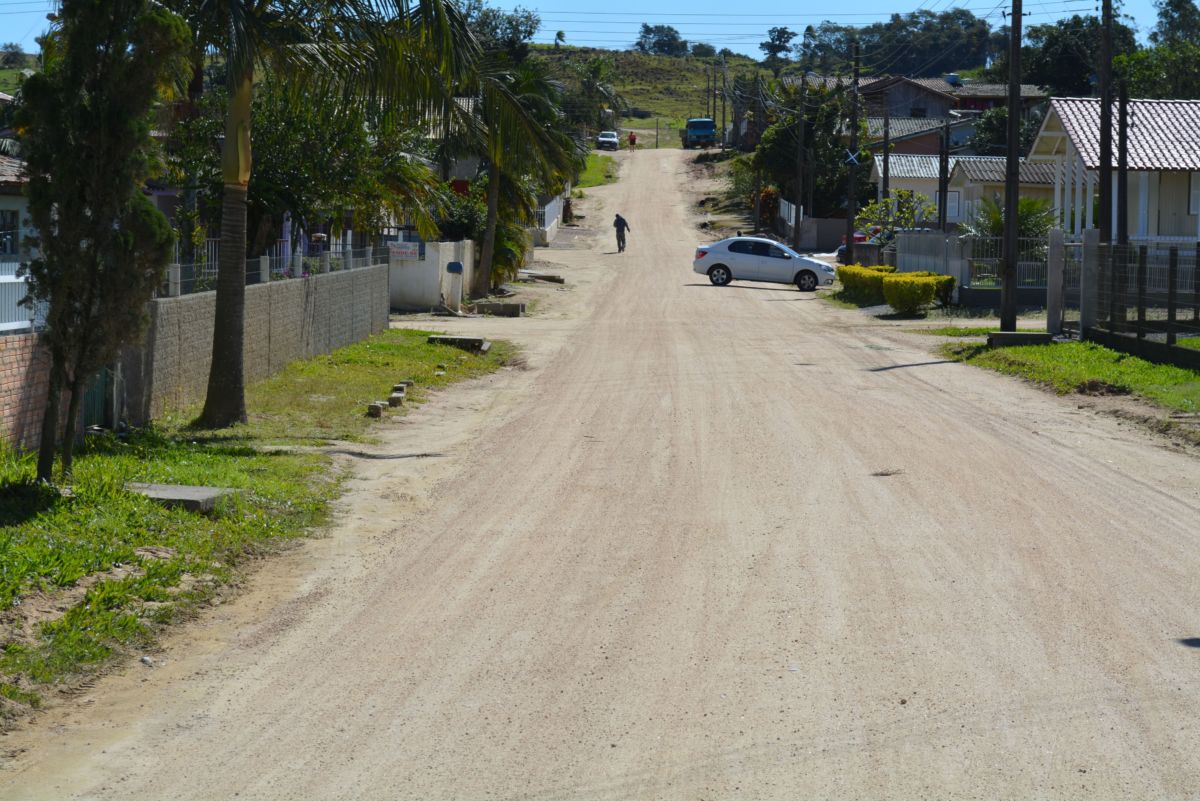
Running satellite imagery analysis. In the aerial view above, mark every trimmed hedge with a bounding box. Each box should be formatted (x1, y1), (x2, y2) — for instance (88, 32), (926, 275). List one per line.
(858, 264), (897, 274)
(882, 275), (937, 314)
(836, 264), (887, 303)
(903, 271), (956, 306)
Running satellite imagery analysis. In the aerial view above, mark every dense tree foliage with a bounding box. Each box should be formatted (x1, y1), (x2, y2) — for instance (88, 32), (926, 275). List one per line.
(965, 105), (1044, 156)
(760, 27), (797, 77)
(17, 0), (189, 480)
(634, 24), (689, 57)
(795, 10), (992, 77)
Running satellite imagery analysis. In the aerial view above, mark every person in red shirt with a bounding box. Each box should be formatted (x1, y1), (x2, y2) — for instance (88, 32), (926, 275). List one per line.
(628, 131), (637, 150)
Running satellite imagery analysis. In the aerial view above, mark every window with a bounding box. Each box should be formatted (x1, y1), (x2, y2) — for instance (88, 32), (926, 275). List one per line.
(768, 245), (790, 259)
(1190, 172), (1200, 216)
(0, 210), (17, 256)
(728, 240), (753, 254)
(749, 241), (772, 257)
(935, 191), (961, 219)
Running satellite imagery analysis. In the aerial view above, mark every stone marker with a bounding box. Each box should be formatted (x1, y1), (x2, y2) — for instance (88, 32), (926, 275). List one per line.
(392, 384), (408, 394)
(126, 482), (238, 515)
(436, 363), (447, 369)
(986, 331), (1054, 348)
(434, 370), (446, 377)
(388, 393), (405, 407)
(366, 402), (385, 418)
(396, 379), (415, 387)
(472, 301), (526, 317)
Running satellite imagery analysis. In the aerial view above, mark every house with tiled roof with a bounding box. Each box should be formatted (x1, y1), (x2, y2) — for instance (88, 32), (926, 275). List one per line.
(947, 157), (1056, 222)
(1029, 97), (1200, 239)
(867, 154), (964, 223)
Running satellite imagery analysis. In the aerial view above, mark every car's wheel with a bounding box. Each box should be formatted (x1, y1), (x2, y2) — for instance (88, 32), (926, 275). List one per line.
(708, 265), (732, 286)
(795, 270), (818, 292)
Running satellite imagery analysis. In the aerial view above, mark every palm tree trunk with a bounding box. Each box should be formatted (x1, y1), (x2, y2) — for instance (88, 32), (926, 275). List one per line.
(197, 73), (253, 428)
(35, 355), (65, 483)
(473, 165), (501, 299)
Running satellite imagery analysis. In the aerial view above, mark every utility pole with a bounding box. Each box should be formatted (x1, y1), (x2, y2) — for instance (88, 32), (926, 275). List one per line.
(793, 83), (807, 250)
(882, 106), (891, 200)
(938, 118), (950, 231)
(1099, 0), (1113, 242)
(704, 66), (711, 120)
(720, 59), (727, 148)
(1116, 76), (1129, 245)
(845, 37), (860, 265)
(1000, 0), (1023, 331)
(655, 118), (659, 149)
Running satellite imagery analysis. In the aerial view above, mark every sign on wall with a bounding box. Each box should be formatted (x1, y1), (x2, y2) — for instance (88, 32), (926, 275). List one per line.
(389, 242), (421, 261)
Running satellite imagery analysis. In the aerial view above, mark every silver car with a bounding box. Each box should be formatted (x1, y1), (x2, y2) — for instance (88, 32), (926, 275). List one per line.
(692, 237), (835, 291)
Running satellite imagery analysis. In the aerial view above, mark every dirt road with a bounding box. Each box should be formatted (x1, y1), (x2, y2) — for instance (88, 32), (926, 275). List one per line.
(5, 149), (1200, 800)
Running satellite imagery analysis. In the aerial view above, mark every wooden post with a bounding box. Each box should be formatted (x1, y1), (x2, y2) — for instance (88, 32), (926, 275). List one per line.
(1167, 246), (1178, 346)
(1136, 245), (1147, 339)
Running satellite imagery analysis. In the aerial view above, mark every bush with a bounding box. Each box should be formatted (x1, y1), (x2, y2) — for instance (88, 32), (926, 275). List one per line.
(857, 264), (897, 274)
(882, 275), (938, 314)
(902, 271), (956, 305)
(836, 264), (887, 303)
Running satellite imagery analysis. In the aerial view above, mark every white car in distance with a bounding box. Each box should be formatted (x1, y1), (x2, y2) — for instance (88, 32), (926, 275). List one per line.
(596, 131), (621, 150)
(693, 237), (836, 291)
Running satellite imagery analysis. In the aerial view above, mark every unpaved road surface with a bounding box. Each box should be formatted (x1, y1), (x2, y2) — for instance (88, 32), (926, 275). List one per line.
(4, 150), (1200, 800)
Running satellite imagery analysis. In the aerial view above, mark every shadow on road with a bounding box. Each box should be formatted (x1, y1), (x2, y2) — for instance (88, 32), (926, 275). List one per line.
(867, 360), (956, 372)
(1179, 638), (1200, 648)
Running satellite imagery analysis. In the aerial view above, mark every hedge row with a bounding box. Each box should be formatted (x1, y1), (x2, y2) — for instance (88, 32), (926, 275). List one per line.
(834, 264), (956, 312)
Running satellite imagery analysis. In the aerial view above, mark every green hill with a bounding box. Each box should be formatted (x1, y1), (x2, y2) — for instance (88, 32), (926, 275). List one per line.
(533, 45), (769, 143)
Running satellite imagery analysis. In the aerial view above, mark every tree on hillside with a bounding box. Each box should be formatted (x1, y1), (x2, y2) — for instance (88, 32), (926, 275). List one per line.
(760, 27), (797, 77)
(0, 43), (22, 68)
(691, 42), (716, 58)
(634, 24), (688, 57)
(554, 31), (565, 49)
(462, 0), (541, 63)
(796, 10), (992, 77)
(17, 0), (189, 481)
(1150, 0), (1200, 45)
(171, 0), (475, 429)
(1023, 15), (1136, 96)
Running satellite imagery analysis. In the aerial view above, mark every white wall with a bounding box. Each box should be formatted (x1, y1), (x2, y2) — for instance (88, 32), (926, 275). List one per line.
(388, 240), (475, 311)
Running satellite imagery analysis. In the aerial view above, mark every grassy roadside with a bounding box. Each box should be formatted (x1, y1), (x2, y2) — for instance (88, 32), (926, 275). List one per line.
(577, 153), (619, 189)
(0, 328), (513, 723)
(943, 340), (1200, 413)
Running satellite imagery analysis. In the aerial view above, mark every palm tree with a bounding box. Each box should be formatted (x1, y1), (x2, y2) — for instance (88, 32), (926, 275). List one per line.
(554, 31), (565, 49)
(471, 57), (582, 297)
(174, 0), (476, 428)
(571, 55), (623, 135)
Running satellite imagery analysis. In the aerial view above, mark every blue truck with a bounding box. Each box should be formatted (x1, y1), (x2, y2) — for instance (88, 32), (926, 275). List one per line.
(679, 117), (718, 149)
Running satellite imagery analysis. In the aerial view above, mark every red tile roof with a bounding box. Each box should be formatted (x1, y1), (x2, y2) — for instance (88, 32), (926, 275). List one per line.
(1051, 97), (1200, 171)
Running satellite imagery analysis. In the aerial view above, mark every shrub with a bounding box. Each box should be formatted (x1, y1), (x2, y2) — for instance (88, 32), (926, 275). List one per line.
(903, 271), (956, 305)
(857, 264), (897, 274)
(836, 264), (887, 303)
(882, 275), (938, 314)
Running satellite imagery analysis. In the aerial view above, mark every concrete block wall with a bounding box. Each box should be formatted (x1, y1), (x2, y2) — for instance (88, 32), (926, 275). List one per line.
(390, 240), (474, 312)
(0, 333), (50, 450)
(126, 264), (388, 423)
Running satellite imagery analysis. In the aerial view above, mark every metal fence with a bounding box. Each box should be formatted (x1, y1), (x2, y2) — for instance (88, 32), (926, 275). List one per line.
(961, 236), (1050, 289)
(165, 241), (390, 297)
(1090, 242), (1200, 366)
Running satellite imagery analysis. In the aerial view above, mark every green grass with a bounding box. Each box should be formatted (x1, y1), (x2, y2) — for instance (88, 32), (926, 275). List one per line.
(912, 326), (1001, 337)
(1177, 336), (1200, 351)
(576, 153), (619, 189)
(0, 68), (22, 94)
(0, 328), (512, 721)
(944, 340), (1200, 413)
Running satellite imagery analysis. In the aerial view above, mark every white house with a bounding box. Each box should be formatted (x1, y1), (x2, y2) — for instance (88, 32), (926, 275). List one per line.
(1029, 97), (1200, 240)
(0, 155), (26, 261)
(947, 157), (1056, 222)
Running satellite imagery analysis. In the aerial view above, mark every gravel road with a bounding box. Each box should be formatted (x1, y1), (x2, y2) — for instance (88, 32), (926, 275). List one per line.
(4, 149), (1200, 800)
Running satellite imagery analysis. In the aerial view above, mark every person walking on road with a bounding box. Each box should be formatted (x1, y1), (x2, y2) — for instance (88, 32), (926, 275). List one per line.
(628, 131), (637, 150)
(613, 214), (631, 253)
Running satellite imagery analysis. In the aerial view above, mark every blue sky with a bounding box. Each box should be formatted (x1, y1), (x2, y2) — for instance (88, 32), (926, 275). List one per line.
(0, 0), (1160, 59)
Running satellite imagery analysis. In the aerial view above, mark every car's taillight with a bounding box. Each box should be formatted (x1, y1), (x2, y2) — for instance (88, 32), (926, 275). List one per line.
(695, 249), (708, 260)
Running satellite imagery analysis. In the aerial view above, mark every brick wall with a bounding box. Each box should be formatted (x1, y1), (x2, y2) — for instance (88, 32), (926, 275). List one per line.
(124, 264), (389, 423)
(0, 333), (51, 451)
